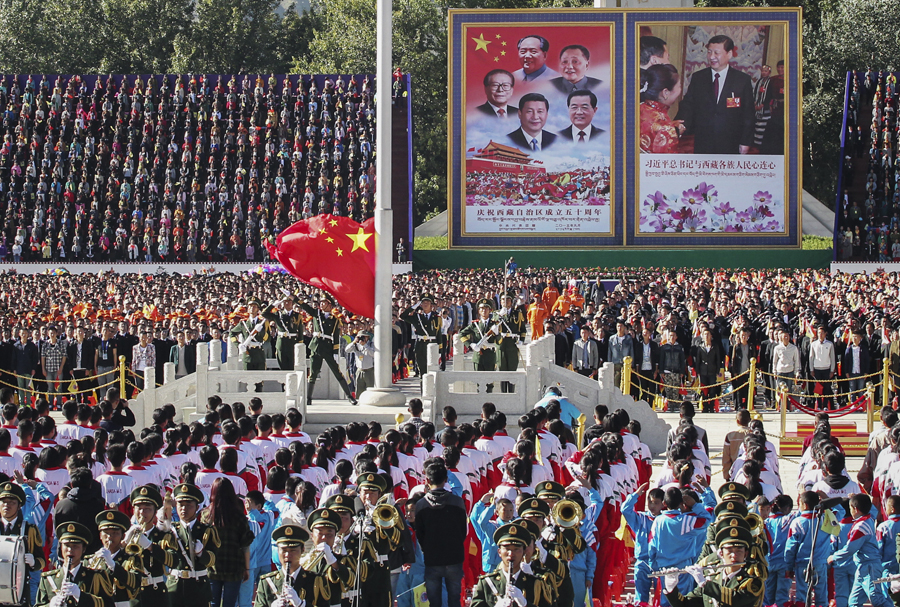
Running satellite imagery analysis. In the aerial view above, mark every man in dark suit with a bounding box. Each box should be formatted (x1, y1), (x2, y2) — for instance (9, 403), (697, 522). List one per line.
(692, 328), (722, 412)
(550, 45), (602, 95)
(474, 69), (518, 119)
(558, 90), (605, 143)
(675, 34), (755, 154)
(507, 92), (557, 152)
(844, 329), (870, 400)
(632, 327), (659, 400)
(67, 326), (97, 393)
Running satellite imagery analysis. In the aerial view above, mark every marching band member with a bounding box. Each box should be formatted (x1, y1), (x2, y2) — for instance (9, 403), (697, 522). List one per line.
(167, 483), (221, 607)
(90, 510), (143, 607)
(471, 523), (552, 607)
(128, 485), (179, 605)
(36, 522), (114, 607)
(254, 525), (317, 607)
(0, 481), (45, 601)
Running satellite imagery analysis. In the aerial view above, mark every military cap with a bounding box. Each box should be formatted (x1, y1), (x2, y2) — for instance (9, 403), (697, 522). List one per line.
(357, 472), (387, 493)
(714, 514), (751, 536)
(519, 498), (551, 518)
(0, 482), (25, 504)
(247, 297), (263, 307)
(173, 483), (204, 503)
(493, 523), (530, 548)
(718, 482), (750, 502)
(57, 522), (92, 546)
(307, 508), (339, 530)
(715, 524), (753, 549)
(130, 485), (163, 508)
(420, 294), (434, 304)
(273, 525), (309, 547)
(96, 510), (131, 532)
(320, 293), (336, 305)
(500, 291), (514, 301)
(512, 518), (541, 541)
(476, 298), (494, 310)
(535, 481), (566, 501)
(323, 495), (355, 514)
(714, 500), (749, 519)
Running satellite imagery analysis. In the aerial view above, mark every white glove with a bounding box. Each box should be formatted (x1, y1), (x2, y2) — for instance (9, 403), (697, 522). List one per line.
(156, 518), (172, 533)
(318, 543), (336, 566)
(61, 581), (80, 601)
(891, 580), (900, 595)
(508, 585), (526, 607)
(684, 564), (706, 587)
(137, 532), (152, 550)
(535, 542), (547, 564)
(98, 547), (115, 570)
(24, 553), (34, 567)
(491, 324), (501, 334)
(663, 572), (679, 594)
(271, 600), (286, 607)
(48, 596), (65, 607)
(520, 562), (533, 575)
(541, 527), (556, 542)
(282, 586), (301, 606)
(194, 539), (203, 555)
(363, 522), (376, 534)
(495, 598), (513, 607)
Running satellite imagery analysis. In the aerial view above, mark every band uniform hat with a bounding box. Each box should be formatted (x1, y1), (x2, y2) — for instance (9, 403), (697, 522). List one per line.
(273, 525), (310, 547)
(173, 483), (204, 503)
(307, 508), (339, 531)
(57, 521), (92, 546)
(714, 500), (749, 519)
(476, 298), (494, 311)
(320, 293), (336, 304)
(130, 485), (163, 509)
(519, 498), (551, 518)
(718, 482), (751, 502)
(0, 482), (25, 504)
(512, 518), (541, 541)
(535, 481), (566, 501)
(714, 515), (751, 537)
(715, 524), (753, 549)
(323, 495), (355, 514)
(96, 510), (131, 533)
(420, 294), (435, 304)
(493, 523), (530, 548)
(357, 472), (387, 493)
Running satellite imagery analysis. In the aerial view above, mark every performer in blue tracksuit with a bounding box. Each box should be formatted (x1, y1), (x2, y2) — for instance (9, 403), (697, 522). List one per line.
(566, 491), (598, 607)
(876, 495), (900, 605)
(785, 492), (833, 607)
(622, 483), (664, 606)
(764, 494), (794, 607)
(470, 493), (515, 574)
(828, 494), (892, 607)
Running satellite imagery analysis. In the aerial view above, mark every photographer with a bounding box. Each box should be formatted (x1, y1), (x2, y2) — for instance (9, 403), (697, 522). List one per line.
(346, 330), (375, 398)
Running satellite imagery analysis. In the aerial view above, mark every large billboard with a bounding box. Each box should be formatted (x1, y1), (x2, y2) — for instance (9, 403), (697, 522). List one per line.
(448, 8), (802, 249)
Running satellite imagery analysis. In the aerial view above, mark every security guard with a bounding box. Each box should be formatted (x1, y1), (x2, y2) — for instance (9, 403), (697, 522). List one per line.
(254, 525), (317, 607)
(129, 485), (179, 605)
(166, 483), (220, 607)
(263, 295), (303, 371)
(90, 510), (143, 607)
(229, 298), (272, 370)
(299, 509), (353, 607)
(35, 522), (114, 607)
(458, 299), (499, 393)
(493, 292), (526, 393)
(298, 295), (356, 405)
(399, 295), (441, 377)
(471, 523), (552, 607)
(0, 481), (45, 597)
(350, 473), (400, 607)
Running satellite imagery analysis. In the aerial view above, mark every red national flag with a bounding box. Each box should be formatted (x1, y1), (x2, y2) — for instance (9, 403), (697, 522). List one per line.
(267, 215), (376, 318)
(467, 147), (476, 152)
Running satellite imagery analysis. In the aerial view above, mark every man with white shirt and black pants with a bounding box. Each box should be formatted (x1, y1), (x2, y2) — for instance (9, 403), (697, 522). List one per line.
(809, 324), (836, 409)
(771, 327), (801, 395)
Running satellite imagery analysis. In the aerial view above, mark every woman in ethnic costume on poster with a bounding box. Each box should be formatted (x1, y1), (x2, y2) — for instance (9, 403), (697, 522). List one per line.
(639, 64), (683, 154)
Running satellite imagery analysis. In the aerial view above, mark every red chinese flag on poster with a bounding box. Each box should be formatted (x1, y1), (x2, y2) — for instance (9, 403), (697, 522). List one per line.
(267, 215), (376, 319)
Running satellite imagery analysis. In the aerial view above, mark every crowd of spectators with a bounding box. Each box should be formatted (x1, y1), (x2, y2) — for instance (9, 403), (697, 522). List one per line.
(0, 72), (386, 263)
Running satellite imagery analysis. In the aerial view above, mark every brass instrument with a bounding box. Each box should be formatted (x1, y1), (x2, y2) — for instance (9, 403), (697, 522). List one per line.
(745, 513), (764, 538)
(371, 504), (398, 529)
(551, 499), (583, 529)
(649, 562), (748, 578)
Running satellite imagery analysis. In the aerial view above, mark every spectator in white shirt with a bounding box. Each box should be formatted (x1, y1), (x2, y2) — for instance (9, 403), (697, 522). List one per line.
(809, 325), (836, 406)
(771, 329), (801, 380)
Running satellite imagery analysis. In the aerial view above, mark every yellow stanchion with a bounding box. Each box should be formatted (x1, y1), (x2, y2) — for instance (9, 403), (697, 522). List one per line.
(576, 413), (587, 450)
(119, 356), (126, 398)
(867, 383), (875, 434)
(621, 356), (632, 394)
(748, 357), (761, 421)
(883, 357), (891, 411)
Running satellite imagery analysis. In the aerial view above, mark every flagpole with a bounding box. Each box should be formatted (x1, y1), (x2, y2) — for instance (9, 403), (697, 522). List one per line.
(360, 0), (405, 407)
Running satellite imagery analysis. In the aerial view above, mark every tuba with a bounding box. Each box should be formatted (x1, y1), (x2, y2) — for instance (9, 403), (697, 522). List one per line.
(551, 499), (583, 529)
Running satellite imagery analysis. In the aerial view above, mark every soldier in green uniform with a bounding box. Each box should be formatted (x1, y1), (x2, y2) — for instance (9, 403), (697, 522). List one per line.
(229, 298), (272, 370)
(663, 523), (765, 607)
(90, 510), (143, 607)
(263, 294), (304, 371)
(129, 485), (180, 606)
(699, 483), (750, 560)
(518, 497), (575, 607)
(350, 473), (401, 607)
(166, 484), (220, 607)
(254, 525), (317, 607)
(471, 523), (553, 607)
(321, 496), (360, 607)
(298, 295), (356, 405)
(36, 522), (115, 607)
(512, 519), (562, 606)
(0, 481), (46, 601)
(493, 293), (526, 393)
(399, 295), (441, 378)
(458, 299), (499, 393)
(299, 509), (353, 606)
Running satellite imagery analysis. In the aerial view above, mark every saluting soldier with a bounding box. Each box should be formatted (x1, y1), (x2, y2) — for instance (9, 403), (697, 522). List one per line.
(166, 484), (220, 607)
(350, 473), (401, 607)
(399, 295), (441, 377)
(471, 523), (553, 607)
(493, 292), (526, 393)
(263, 294), (304, 371)
(229, 298), (272, 370)
(298, 295), (356, 405)
(0, 481), (46, 601)
(36, 522), (115, 607)
(254, 525), (317, 607)
(663, 523), (764, 607)
(90, 510), (143, 607)
(299, 509), (353, 606)
(128, 485), (180, 605)
(458, 299), (499, 393)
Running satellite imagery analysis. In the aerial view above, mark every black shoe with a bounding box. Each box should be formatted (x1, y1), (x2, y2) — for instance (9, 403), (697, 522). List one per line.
(349, 397), (358, 406)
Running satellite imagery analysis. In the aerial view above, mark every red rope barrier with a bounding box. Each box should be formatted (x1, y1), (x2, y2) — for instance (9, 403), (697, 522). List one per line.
(787, 393), (869, 417)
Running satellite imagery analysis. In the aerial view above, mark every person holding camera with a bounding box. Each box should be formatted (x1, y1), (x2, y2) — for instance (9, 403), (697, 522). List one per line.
(346, 330), (375, 398)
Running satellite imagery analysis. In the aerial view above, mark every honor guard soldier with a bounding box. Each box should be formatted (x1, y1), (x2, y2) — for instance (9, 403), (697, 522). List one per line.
(254, 525), (317, 607)
(36, 522), (114, 607)
(351, 473), (401, 607)
(166, 483), (220, 607)
(663, 521), (764, 607)
(321, 496), (359, 607)
(511, 519), (561, 606)
(458, 299), (499, 392)
(519, 497), (574, 607)
(91, 510), (143, 607)
(128, 485), (179, 603)
(699, 483), (751, 560)
(494, 293), (526, 393)
(399, 295), (441, 377)
(0, 482), (46, 597)
(230, 298), (272, 370)
(298, 295), (356, 406)
(263, 294), (304, 371)
(300, 509), (353, 607)
(471, 523), (552, 607)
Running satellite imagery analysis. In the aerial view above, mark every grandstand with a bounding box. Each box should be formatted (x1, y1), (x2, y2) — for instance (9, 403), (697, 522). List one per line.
(0, 73), (413, 265)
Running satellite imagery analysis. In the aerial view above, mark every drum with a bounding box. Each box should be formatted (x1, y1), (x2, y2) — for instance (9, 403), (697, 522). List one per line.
(0, 536), (26, 605)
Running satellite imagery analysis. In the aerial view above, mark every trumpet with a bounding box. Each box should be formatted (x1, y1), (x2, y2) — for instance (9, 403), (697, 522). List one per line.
(551, 499), (583, 529)
(649, 562), (748, 578)
(370, 504), (398, 529)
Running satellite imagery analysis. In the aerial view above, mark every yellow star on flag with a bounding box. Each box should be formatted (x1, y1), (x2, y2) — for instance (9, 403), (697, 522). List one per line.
(501, 51), (506, 56)
(493, 57), (499, 62)
(319, 228), (326, 234)
(346, 227), (373, 253)
(326, 237), (334, 243)
(336, 248), (344, 257)
(501, 41), (507, 46)
(329, 219), (338, 227)
(495, 34), (501, 39)
(472, 34), (491, 52)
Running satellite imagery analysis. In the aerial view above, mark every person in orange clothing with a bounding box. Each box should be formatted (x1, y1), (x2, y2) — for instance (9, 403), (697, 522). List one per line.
(541, 277), (560, 311)
(551, 285), (585, 317)
(527, 289), (549, 339)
